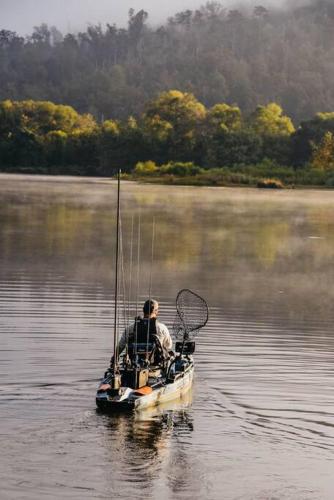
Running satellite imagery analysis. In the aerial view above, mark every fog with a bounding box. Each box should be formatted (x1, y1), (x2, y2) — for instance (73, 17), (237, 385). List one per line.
(0, 0), (309, 35)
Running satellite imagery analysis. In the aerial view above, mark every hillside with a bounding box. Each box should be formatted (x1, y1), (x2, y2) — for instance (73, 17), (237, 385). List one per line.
(0, 1), (333, 123)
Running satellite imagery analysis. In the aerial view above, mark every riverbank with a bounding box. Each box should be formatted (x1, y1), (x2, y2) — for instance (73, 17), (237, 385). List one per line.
(124, 164), (334, 189)
(1, 163), (334, 189)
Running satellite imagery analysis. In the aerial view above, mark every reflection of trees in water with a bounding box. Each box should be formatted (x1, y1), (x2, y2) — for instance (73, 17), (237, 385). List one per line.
(253, 222), (290, 267)
(3, 181), (334, 273)
(2, 179), (334, 322)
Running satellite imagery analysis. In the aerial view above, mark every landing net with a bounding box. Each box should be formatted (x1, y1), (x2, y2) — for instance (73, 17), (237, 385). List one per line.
(173, 289), (209, 339)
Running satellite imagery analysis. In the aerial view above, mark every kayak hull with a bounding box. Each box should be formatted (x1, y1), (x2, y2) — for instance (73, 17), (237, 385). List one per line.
(96, 363), (194, 412)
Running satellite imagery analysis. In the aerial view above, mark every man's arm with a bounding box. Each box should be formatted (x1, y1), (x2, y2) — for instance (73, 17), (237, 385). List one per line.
(157, 322), (173, 351)
(109, 326), (131, 366)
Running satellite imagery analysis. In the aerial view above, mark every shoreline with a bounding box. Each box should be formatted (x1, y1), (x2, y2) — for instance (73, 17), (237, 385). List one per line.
(0, 171), (333, 191)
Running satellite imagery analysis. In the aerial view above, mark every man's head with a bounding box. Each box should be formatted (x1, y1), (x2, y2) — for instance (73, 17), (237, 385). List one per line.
(143, 299), (159, 318)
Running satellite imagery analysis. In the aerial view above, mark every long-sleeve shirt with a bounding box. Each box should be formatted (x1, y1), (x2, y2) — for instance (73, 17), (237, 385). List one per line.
(117, 320), (172, 356)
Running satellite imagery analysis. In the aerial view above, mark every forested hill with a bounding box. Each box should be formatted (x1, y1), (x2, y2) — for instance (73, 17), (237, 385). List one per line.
(0, 0), (334, 124)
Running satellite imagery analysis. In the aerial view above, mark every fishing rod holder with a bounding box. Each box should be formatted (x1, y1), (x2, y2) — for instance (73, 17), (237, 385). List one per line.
(105, 371), (122, 390)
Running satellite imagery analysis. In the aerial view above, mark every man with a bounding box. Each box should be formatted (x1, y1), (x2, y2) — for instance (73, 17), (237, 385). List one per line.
(111, 299), (173, 364)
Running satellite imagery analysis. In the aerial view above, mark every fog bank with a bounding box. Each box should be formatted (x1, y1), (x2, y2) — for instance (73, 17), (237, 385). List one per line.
(0, 0), (310, 35)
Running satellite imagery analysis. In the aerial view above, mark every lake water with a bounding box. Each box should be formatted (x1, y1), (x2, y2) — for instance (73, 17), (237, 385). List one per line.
(0, 174), (334, 499)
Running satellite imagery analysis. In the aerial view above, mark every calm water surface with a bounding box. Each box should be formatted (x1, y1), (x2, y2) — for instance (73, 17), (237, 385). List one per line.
(0, 174), (334, 499)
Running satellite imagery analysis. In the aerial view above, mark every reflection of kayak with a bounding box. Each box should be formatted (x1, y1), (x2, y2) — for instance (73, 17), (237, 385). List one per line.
(96, 352), (194, 411)
(98, 389), (194, 463)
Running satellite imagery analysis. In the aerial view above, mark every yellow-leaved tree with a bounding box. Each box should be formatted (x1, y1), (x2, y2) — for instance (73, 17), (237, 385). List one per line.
(144, 90), (206, 160)
(207, 103), (242, 132)
(249, 103), (295, 136)
(310, 131), (334, 171)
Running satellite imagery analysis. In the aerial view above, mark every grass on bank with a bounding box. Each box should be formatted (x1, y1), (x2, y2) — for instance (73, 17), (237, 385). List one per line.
(123, 160), (334, 189)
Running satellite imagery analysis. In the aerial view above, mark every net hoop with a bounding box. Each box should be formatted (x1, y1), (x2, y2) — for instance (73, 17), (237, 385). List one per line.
(173, 288), (208, 340)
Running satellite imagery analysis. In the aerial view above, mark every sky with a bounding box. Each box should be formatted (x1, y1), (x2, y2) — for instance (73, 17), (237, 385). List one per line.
(0, 0), (294, 35)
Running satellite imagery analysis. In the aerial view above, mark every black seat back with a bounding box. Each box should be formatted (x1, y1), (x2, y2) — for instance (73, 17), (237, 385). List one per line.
(128, 318), (162, 365)
(133, 318), (157, 344)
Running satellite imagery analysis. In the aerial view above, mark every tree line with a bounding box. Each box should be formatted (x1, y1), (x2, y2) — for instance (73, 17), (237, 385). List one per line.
(1, 92), (334, 183)
(0, 1), (334, 125)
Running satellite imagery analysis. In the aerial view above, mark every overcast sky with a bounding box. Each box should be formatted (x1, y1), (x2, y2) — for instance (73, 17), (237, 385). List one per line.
(0, 0), (294, 35)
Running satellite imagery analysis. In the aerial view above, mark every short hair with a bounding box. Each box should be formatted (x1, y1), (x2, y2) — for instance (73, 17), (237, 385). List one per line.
(143, 299), (158, 315)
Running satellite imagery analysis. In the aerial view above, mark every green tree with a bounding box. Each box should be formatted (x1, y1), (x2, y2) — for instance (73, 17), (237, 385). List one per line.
(98, 116), (147, 174)
(98, 119), (121, 175)
(292, 112), (334, 166)
(205, 128), (263, 167)
(145, 90), (206, 161)
(310, 131), (334, 170)
(160, 161), (202, 176)
(146, 90), (206, 129)
(207, 103), (242, 132)
(248, 103), (294, 164)
(134, 160), (158, 175)
(0, 99), (98, 170)
(44, 130), (68, 167)
(141, 114), (173, 165)
(249, 103), (295, 136)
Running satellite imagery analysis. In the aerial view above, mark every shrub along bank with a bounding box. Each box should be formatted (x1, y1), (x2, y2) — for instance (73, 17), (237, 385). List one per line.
(128, 160), (334, 188)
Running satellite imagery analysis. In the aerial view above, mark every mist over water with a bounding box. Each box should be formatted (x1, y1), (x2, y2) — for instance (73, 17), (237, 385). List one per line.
(0, 0), (313, 34)
(0, 174), (334, 499)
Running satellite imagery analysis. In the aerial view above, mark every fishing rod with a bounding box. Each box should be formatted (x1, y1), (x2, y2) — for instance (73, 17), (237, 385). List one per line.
(145, 217), (156, 363)
(112, 169), (121, 385)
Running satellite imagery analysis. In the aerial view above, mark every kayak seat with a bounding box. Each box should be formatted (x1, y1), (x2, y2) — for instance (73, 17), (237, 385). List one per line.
(127, 317), (165, 367)
(128, 339), (164, 367)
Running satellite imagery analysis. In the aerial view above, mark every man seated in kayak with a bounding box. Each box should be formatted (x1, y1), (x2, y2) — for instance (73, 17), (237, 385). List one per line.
(110, 299), (173, 366)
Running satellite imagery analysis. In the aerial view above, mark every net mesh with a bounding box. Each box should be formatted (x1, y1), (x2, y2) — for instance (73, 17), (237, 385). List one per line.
(173, 289), (208, 339)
